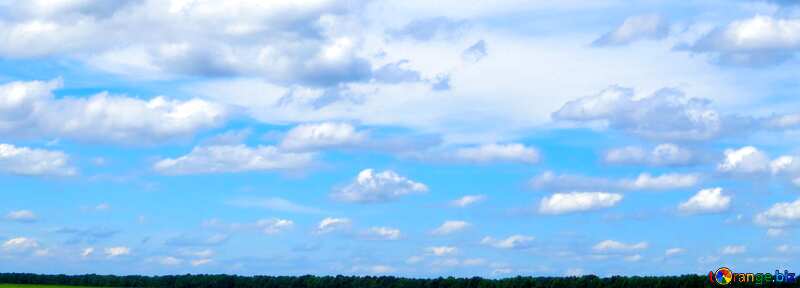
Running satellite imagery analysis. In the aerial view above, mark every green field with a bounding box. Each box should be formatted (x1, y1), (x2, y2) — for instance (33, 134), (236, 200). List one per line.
(0, 285), (102, 288)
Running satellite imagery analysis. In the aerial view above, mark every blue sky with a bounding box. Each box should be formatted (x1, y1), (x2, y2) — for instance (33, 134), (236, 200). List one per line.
(1, 0), (800, 277)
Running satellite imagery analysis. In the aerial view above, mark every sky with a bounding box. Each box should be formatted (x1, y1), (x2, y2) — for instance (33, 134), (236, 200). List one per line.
(1, 0), (800, 278)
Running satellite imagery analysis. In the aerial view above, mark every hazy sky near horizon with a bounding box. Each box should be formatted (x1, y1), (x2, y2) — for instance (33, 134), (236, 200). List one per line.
(2, 0), (800, 277)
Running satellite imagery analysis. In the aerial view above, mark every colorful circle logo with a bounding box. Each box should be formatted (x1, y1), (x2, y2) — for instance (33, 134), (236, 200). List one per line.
(714, 267), (733, 285)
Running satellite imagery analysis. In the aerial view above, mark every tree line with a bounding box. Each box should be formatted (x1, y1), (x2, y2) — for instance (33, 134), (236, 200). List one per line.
(0, 272), (778, 287)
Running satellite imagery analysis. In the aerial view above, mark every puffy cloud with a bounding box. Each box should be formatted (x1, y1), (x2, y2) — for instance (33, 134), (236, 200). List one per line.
(532, 171), (699, 191)
(2, 237), (39, 252)
(618, 173), (700, 190)
(431, 220), (470, 235)
(538, 192), (623, 215)
(427, 246), (457, 256)
(0, 144), (76, 176)
(720, 245), (746, 255)
(365, 227), (401, 240)
(452, 143), (540, 164)
(755, 198), (800, 227)
(678, 187), (731, 214)
(604, 143), (694, 166)
(718, 146), (771, 174)
(5, 210), (37, 223)
(450, 195), (486, 207)
(481, 235), (535, 249)
(683, 15), (800, 66)
(553, 86), (723, 141)
(592, 240), (648, 252)
(280, 122), (366, 151)
(153, 145), (313, 175)
(316, 217), (351, 234)
(331, 169), (428, 203)
(592, 14), (669, 46)
(104, 246), (130, 258)
(0, 79), (226, 143)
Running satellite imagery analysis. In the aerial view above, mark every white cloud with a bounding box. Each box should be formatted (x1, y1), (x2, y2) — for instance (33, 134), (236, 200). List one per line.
(665, 247), (686, 257)
(755, 198), (800, 227)
(623, 254), (643, 262)
(539, 192), (623, 215)
(154, 145), (313, 175)
(718, 146), (771, 174)
(104, 246), (130, 258)
(427, 246), (457, 256)
(366, 227), (401, 240)
(678, 187), (731, 214)
(5, 210), (37, 223)
(431, 220), (470, 235)
(721, 245), (746, 255)
(532, 171), (699, 191)
(157, 256), (183, 266)
(0, 79), (226, 144)
(280, 122), (366, 151)
(226, 197), (322, 214)
(452, 143), (540, 164)
(604, 143), (694, 166)
(81, 247), (94, 258)
(592, 240), (648, 252)
(685, 15), (800, 65)
(255, 219), (294, 235)
(331, 169), (428, 203)
(316, 217), (351, 234)
(191, 258), (212, 266)
(553, 86), (722, 141)
(593, 14), (669, 46)
(450, 194), (486, 207)
(0, 144), (76, 176)
(481, 235), (535, 249)
(2, 237), (39, 251)
(619, 173), (700, 190)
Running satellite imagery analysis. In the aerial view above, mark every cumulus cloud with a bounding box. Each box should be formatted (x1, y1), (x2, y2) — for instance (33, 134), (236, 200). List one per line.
(592, 240), (648, 252)
(81, 247), (94, 258)
(5, 210), (37, 223)
(593, 14), (669, 46)
(481, 235), (535, 249)
(104, 246), (130, 258)
(316, 217), (351, 234)
(0, 144), (76, 176)
(452, 143), (540, 164)
(450, 195), (486, 207)
(365, 227), (401, 240)
(280, 122), (366, 151)
(755, 198), (800, 227)
(538, 192), (623, 215)
(532, 171), (699, 191)
(0, 79), (226, 143)
(678, 187), (731, 214)
(717, 146), (798, 178)
(153, 145), (313, 175)
(331, 169), (428, 203)
(431, 221), (470, 235)
(604, 143), (694, 166)
(683, 15), (800, 66)
(552, 86), (725, 141)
